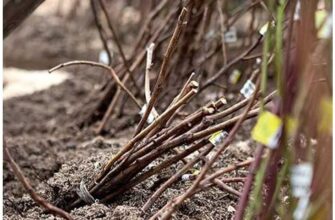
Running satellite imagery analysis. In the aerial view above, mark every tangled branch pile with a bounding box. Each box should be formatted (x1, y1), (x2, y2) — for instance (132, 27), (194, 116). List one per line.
(5, 0), (332, 219)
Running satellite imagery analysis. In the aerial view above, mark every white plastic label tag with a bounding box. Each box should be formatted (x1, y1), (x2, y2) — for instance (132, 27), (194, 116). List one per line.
(181, 174), (196, 181)
(99, 50), (109, 64)
(209, 131), (229, 146)
(293, 196), (310, 220)
(259, 21), (274, 35)
(146, 43), (155, 68)
(318, 13), (333, 39)
(224, 27), (237, 43)
(240, 80), (256, 98)
(290, 163), (313, 198)
(139, 104), (155, 124)
(294, 1), (301, 21)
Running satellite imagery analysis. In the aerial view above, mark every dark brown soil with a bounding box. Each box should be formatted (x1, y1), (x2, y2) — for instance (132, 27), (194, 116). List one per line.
(4, 3), (258, 220)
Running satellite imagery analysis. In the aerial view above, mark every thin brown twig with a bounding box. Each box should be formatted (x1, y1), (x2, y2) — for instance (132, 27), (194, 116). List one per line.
(220, 177), (246, 183)
(227, 0), (261, 28)
(165, 73), (196, 127)
(90, 0), (112, 66)
(217, 0), (228, 65)
(201, 35), (263, 91)
(96, 8), (178, 134)
(213, 179), (241, 197)
(134, 7), (189, 136)
(234, 145), (264, 220)
(201, 159), (254, 184)
(146, 79), (198, 141)
(131, 0), (170, 54)
(208, 90), (276, 121)
(96, 85), (122, 133)
(49, 60), (141, 109)
(170, 72), (196, 107)
(98, 0), (140, 91)
(4, 141), (73, 220)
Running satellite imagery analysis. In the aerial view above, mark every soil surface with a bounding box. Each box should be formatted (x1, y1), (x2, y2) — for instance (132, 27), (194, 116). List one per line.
(4, 2), (258, 219)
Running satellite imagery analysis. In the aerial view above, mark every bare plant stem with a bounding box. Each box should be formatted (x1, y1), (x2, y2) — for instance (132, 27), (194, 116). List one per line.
(134, 7), (189, 136)
(90, 0), (112, 66)
(98, 0), (140, 91)
(49, 60), (141, 108)
(96, 8), (177, 133)
(132, 0), (170, 54)
(201, 159), (254, 184)
(94, 87), (267, 197)
(201, 35), (263, 91)
(234, 145), (264, 220)
(227, 0), (261, 28)
(146, 79), (198, 140)
(213, 179), (241, 197)
(217, 0), (228, 65)
(4, 141), (73, 220)
(96, 85), (122, 133)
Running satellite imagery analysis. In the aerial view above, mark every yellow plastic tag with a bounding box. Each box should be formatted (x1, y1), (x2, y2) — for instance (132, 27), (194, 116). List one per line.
(319, 97), (332, 133)
(251, 111), (282, 149)
(229, 69), (241, 85)
(315, 10), (332, 39)
(209, 130), (221, 141)
(190, 168), (200, 176)
(285, 116), (298, 136)
(315, 10), (327, 28)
